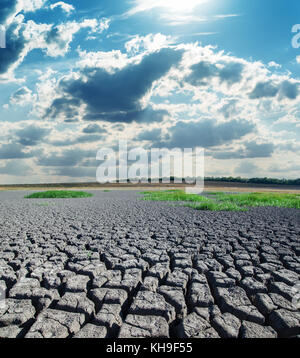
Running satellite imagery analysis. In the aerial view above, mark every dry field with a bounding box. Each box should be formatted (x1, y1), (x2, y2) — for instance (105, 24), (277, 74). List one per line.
(0, 181), (300, 194)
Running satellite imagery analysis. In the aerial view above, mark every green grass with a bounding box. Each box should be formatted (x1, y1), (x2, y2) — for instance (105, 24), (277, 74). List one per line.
(187, 201), (247, 212)
(140, 190), (300, 211)
(103, 190), (110, 192)
(25, 190), (93, 199)
(212, 192), (300, 209)
(141, 190), (210, 203)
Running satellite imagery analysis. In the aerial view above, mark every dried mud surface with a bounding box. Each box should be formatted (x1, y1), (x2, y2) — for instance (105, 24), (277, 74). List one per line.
(0, 190), (299, 338)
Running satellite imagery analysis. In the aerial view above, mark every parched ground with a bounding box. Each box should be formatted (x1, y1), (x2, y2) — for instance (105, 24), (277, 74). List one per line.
(0, 190), (299, 338)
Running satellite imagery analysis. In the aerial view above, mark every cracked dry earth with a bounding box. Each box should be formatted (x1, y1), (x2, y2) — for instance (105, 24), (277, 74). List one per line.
(0, 190), (299, 339)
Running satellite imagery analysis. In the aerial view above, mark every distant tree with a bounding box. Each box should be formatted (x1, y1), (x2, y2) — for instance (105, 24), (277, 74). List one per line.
(204, 176), (300, 186)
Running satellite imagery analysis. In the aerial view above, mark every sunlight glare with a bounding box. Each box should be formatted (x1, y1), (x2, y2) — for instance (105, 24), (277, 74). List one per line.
(128, 0), (208, 15)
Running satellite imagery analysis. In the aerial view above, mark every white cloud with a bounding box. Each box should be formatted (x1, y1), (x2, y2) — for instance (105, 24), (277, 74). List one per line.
(4, 0), (47, 25)
(22, 0), (46, 12)
(125, 33), (174, 55)
(268, 61), (281, 68)
(76, 33), (171, 72)
(0, 16), (110, 82)
(9, 86), (36, 106)
(77, 49), (130, 72)
(13, 38), (299, 181)
(50, 2), (75, 14)
(38, 19), (109, 57)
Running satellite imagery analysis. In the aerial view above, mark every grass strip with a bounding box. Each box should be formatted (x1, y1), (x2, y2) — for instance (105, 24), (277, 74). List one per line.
(140, 190), (300, 211)
(141, 190), (211, 203)
(211, 192), (300, 209)
(25, 190), (93, 199)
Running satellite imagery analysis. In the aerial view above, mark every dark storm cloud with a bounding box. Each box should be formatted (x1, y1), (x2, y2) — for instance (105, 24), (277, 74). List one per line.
(279, 80), (298, 99)
(0, 160), (30, 176)
(15, 125), (49, 146)
(244, 141), (275, 157)
(137, 128), (162, 141)
(0, 143), (35, 159)
(249, 80), (299, 100)
(249, 81), (279, 99)
(156, 118), (255, 149)
(37, 148), (95, 167)
(211, 141), (275, 159)
(82, 124), (107, 134)
(83, 107), (168, 123)
(50, 134), (103, 146)
(218, 62), (244, 85)
(45, 27), (66, 51)
(44, 98), (81, 120)
(219, 100), (238, 119)
(0, 0), (18, 24)
(185, 61), (217, 86)
(47, 48), (183, 123)
(0, 21), (27, 75)
(185, 61), (244, 87)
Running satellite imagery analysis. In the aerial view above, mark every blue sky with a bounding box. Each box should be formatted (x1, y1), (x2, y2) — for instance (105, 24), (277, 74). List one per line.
(0, 0), (299, 184)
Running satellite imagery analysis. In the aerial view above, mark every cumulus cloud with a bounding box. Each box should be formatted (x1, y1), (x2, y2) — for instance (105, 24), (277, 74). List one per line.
(185, 61), (217, 86)
(49, 2), (75, 14)
(279, 80), (299, 100)
(82, 124), (107, 134)
(0, 160), (31, 176)
(21, 0), (46, 14)
(1, 0), (46, 25)
(137, 128), (162, 141)
(0, 18), (28, 77)
(249, 80), (298, 100)
(184, 60), (244, 88)
(30, 19), (109, 58)
(14, 124), (49, 146)
(45, 47), (183, 123)
(0, 0), (109, 80)
(125, 33), (174, 55)
(0, 143), (35, 159)
(9, 86), (35, 106)
(1, 26), (299, 181)
(218, 99), (239, 119)
(154, 118), (255, 148)
(77, 49), (129, 72)
(218, 62), (244, 85)
(268, 61), (281, 68)
(36, 148), (95, 167)
(0, 0), (18, 24)
(211, 141), (275, 159)
(50, 134), (104, 146)
(0, 1), (48, 78)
